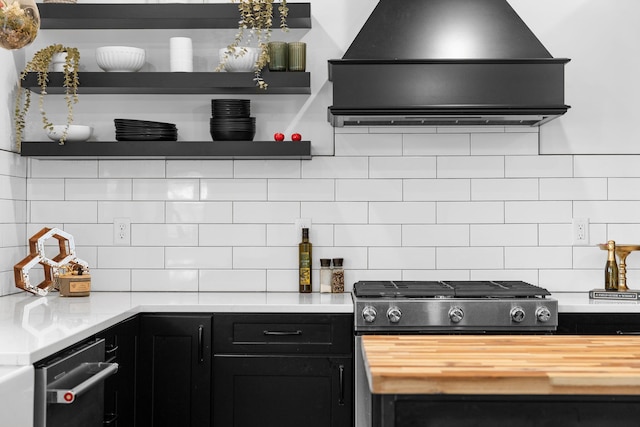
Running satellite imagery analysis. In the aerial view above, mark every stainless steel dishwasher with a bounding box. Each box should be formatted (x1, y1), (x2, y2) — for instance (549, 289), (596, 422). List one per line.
(34, 338), (118, 427)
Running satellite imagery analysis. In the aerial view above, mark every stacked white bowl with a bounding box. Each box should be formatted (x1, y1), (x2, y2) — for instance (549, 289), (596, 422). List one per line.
(170, 37), (193, 72)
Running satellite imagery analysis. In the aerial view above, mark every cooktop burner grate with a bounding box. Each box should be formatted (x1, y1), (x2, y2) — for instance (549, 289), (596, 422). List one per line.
(353, 280), (551, 299)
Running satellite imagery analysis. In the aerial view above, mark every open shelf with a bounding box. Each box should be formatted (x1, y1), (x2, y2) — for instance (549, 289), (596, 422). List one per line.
(20, 140), (312, 160)
(22, 71), (311, 95)
(38, 3), (311, 30)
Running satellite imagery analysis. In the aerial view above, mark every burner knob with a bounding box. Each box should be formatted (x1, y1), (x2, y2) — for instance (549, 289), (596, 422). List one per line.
(448, 306), (464, 323)
(510, 306), (526, 323)
(387, 307), (402, 323)
(536, 306), (552, 323)
(362, 306), (377, 323)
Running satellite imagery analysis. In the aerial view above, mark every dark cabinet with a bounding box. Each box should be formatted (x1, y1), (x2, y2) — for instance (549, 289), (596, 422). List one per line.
(97, 315), (139, 427)
(558, 313), (640, 334)
(137, 314), (212, 427)
(213, 313), (353, 427)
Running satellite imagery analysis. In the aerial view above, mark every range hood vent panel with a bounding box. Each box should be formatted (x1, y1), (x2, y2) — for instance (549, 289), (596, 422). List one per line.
(329, 0), (570, 127)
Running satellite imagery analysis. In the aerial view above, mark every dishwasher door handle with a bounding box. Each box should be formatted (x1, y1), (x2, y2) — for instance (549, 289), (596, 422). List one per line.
(47, 362), (118, 404)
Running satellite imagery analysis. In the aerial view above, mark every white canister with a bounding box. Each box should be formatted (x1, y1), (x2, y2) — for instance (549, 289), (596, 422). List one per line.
(169, 37), (193, 72)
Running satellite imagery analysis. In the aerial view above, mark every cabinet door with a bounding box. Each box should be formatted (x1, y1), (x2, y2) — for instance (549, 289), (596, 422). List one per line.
(99, 315), (139, 427)
(214, 355), (352, 427)
(137, 314), (212, 427)
(558, 313), (640, 334)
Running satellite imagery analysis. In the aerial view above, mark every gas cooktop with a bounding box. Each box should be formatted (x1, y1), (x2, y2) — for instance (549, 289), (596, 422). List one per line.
(353, 280), (552, 299)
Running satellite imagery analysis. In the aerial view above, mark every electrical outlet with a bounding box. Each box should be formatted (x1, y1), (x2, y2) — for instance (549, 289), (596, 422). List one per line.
(113, 218), (131, 246)
(295, 218), (312, 239)
(572, 218), (589, 246)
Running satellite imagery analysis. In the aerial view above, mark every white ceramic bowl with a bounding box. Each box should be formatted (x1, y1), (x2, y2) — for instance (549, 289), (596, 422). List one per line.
(218, 47), (260, 72)
(46, 125), (92, 142)
(96, 46), (145, 72)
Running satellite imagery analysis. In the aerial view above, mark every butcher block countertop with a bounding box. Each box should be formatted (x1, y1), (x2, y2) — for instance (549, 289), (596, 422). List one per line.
(362, 335), (640, 396)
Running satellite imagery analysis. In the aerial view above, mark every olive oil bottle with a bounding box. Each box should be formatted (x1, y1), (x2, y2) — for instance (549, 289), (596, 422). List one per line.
(605, 240), (619, 291)
(299, 228), (312, 293)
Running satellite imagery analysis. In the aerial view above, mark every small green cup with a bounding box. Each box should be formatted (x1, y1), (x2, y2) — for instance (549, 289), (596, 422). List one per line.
(268, 41), (288, 71)
(288, 42), (306, 72)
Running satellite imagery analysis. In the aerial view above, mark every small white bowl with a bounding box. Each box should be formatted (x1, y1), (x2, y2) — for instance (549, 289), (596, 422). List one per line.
(218, 47), (260, 72)
(96, 46), (145, 72)
(46, 125), (92, 142)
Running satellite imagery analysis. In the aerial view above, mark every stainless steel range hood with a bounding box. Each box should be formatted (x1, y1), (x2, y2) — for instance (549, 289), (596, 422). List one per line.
(328, 0), (570, 127)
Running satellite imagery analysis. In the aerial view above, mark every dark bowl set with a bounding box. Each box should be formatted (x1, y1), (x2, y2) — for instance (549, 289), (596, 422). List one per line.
(114, 119), (178, 141)
(210, 99), (256, 141)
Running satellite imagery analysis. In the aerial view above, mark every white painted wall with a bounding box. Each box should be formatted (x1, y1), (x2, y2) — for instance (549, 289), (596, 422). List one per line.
(2, 0), (640, 296)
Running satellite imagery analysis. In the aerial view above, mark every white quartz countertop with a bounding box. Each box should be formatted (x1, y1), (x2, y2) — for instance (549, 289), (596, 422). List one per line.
(1, 290), (639, 367)
(0, 291), (353, 366)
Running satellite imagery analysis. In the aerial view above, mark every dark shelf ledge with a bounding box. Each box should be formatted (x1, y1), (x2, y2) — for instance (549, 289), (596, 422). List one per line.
(38, 3), (311, 30)
(22, 71), (311, 95)
(20, 140), (312, 160)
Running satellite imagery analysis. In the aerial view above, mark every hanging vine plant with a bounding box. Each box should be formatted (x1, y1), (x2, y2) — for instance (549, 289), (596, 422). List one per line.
(216, 0), (288, 90)
(14, 43), (80, 149)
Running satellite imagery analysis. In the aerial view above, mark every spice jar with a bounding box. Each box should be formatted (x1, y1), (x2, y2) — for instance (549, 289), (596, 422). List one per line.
(331, 258), (344, 293)
(320, 258), (332, 293)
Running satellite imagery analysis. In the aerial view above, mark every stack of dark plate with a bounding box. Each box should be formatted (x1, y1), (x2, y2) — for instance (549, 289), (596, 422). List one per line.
(210, 99), (256, 141)
(114, 119), (178, 141)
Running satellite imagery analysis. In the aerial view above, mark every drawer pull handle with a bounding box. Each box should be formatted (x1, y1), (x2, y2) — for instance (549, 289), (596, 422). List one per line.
(105, 345), (119, 355)
(263, 330), (303, 336)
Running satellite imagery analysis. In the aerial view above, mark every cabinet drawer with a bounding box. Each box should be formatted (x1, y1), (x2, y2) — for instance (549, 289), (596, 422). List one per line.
(213, 313), (353, 354)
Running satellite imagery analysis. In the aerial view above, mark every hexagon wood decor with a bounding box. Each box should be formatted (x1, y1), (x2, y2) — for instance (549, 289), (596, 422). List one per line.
(14, 227), (89, 296)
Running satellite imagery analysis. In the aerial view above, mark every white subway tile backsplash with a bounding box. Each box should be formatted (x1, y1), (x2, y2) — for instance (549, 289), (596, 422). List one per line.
(539, 178), (607, 201)
(334, 225), (401, 246)
(369, 202), (436, 224)
(302, 156), (368, 178)
(14, 126), (640, 295)
(166, 160), (233, 178)
(470, 224), (538, 246)
(66, 179), (132, 200)
(403, 224), (469, 247)
(98, 201), (165, 223)
(233, 202), (300, 224)
(132, 224), (198, 246)
(134, 179), (199, 200)
(201, 179), (266, 201)
(234, 160), (301, 178)
(166, 201), (232, 224)
(26, 178), (63, 200)
(437, 247), (504, 270)
(301, 202), (368, 224)
(505, 201), (572, 223)
(335, 133), (402, 156)
(200, 224), (266, 246)
(437, 202), (504, 224)
(165, 247), (232, 269)
(132, 269), (198, 292)
(505, 155), (572, 178)
(505, 247), (572, 269)
(403, 133), (470, 156)
(471, 179), (538, 201)
(99, 160), (165, 178)
(470, 132), (538, 155)
(437, 156), (504, 178)
(336, 179), (402, 201)
(30, 201), (97, 223)
(368, 247), (435, 270)
(370, 157), (436, 178)
(404, 179), (471, 201)
(268, 179), (334, 201)
(200, 269), (266, 292)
